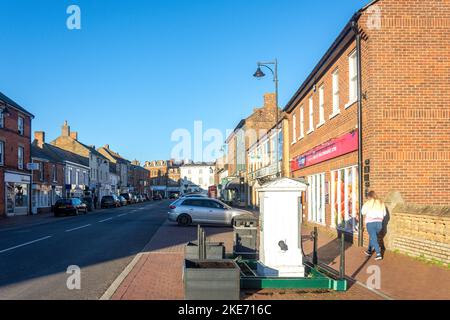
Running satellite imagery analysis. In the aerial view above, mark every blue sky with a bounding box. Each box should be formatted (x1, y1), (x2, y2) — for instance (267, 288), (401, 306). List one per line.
(0, 0), (367, 163)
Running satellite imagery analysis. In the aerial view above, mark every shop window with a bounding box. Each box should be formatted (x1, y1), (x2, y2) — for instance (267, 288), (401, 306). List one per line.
(331, 166), (359, 233)
(307, 173), (326, 225)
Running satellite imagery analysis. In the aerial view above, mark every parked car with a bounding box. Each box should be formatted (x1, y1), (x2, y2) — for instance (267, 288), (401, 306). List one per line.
(168, 197), (254, 226)
(131, 194), (139, 203)
(153, 193), (163, 201)
(81, 196), (94, 212)
(118, 195), (128, 206)
(181, 193), (208, 199)
(138, 195), (145, 202)
(101, 195), (121, 208)
(120, 193), (133, 205)
(54, 198), (88, 217)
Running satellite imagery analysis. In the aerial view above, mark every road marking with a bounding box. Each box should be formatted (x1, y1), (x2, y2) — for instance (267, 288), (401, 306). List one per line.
(0, 236), (52, 254)
(99, 218), (114, 223)
(117, 213), (127, 217)
(65, 224), (91, 232)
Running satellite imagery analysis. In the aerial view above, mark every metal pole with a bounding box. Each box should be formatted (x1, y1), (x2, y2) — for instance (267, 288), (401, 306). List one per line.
(340, 232), (346, 280)
(312, 227), (318, 265)
(274, 59), (280, 177)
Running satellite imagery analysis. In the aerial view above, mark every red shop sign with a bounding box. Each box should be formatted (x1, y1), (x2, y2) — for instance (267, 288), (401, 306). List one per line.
(291, 131), (358, 172)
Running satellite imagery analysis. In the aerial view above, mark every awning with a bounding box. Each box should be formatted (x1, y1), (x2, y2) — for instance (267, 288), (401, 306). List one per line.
(224, 178), (241, 190)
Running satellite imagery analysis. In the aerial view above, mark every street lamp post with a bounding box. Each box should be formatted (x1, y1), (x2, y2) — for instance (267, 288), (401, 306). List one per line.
(253, 59), (280, 177)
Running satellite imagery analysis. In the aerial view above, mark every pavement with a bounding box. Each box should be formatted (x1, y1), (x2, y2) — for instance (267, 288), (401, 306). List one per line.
(0, 200), (169, 300)
(107, 217), (450, 300)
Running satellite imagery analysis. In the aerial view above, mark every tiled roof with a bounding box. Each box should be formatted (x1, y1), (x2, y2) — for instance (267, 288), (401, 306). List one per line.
(0, 91), (35, 118)
(32, 142), (89, 167)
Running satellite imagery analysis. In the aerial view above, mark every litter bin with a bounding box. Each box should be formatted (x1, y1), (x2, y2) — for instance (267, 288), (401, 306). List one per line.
(233, 214), (258, 259)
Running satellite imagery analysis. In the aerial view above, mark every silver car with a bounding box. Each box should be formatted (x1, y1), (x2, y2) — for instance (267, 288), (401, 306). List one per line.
(168, 197), (254, 226)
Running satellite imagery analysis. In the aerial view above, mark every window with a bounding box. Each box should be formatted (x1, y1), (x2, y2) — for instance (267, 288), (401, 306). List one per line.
(0, 141), (4, 165)
(332, 69), (340, 116)
(318, 85), (325, 126)
(292, 114), (297, 143)
(331, 166), (359, 233)
(307, 173), (326, 224)
(349, 51), (358, 104)
(39, 162), (44, 181)
(299, 106), (304, 139)
(18, 146), (24, 170)
(18, 116), (24, 135)
(68, 167), (73, 184)
(198, 177), (203, 185)
(308, 96), (314, 133)
(52, 165), (57, 182)
(0, 109), (4, 128)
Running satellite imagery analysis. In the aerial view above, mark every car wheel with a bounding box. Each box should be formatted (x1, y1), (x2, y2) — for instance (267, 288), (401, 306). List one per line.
(177, 214), (191, 226)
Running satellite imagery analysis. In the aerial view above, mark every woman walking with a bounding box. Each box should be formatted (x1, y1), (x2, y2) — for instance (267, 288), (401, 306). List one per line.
(362, 191), (386, 260)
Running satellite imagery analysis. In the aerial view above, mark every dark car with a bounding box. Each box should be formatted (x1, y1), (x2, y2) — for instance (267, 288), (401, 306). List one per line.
(101, 195), (121, 208)
(81, 196), (94, 212)
(153, 194), (163, 201)
(120, 193), (133, 205)
(54, 198), (88, 217)
(118, 195), (128, 206)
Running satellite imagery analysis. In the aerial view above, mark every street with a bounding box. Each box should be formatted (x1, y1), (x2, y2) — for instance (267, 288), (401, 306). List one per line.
(0, 200), (169, 300)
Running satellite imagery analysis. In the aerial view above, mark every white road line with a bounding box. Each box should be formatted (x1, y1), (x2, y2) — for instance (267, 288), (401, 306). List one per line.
(99, 218), (114, 223)
(65, 224), (91, 232)
(0, 236), (52, 254)
(117, 213), (127, 217)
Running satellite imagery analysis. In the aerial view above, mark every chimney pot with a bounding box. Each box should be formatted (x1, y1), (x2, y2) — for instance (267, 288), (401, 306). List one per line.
(34, 131), (45, 148)
(62, 121), (70, 137)
(70, 131), (78, 140)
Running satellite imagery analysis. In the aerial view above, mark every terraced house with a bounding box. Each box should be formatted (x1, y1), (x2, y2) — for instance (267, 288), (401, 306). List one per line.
(0, 92), (34, 217)
(285, 0), (450, 258)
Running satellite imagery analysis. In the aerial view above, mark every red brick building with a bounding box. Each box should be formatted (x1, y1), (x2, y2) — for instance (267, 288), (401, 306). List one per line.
(285, 0), (450, 241)
(31, 132), (65, 213)
(0, 92), (34, 217)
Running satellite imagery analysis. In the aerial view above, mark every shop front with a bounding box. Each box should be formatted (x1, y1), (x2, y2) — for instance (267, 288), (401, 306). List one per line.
(291, 131), (360, 235)
(32, 184), (64, 214)
(5, 171), (31, 216)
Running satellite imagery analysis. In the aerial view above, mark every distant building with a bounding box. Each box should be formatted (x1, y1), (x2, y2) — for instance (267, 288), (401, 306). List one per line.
(144, 160), (181, 198)
(98, 144), (130, 194)
(129, 160), (150, 196)
(180, 162), (215, 195)
(0, 92), (35, 217)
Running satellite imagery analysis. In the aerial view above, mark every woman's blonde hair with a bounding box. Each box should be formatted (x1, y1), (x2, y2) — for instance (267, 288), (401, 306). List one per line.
(367, 191), (383, 205)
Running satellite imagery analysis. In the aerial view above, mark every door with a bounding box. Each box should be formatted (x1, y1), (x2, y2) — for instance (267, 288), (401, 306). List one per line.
(181, 199), (208, 223)
(203, 200), (227, 225)
(6, 183), (15, 216)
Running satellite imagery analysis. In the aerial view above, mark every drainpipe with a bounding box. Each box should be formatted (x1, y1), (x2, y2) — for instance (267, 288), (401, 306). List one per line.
(352, 20), (364, 247)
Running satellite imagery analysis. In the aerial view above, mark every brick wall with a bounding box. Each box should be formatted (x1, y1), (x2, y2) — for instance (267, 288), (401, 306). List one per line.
(388, 204), (450, 265)
(359, 0), (450, 205)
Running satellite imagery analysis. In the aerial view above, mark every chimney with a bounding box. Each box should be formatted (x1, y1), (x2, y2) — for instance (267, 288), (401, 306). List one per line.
(70, 131), (78, 140)
(263, 93), (276, 109)
(62, 120), (70, 137)
(34, 131), (45, 148)
(104, 144), (110, 149)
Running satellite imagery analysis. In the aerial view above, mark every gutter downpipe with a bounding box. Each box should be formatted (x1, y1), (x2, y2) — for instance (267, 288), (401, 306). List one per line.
(352, 18), (364, 247)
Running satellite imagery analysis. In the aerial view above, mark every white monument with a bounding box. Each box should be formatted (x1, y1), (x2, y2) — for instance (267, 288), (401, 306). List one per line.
(257, 178), (308, 277)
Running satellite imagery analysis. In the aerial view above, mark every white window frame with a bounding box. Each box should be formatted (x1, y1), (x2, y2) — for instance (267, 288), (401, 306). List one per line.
(39, 162), (44, 181)
(0, 109), (4, 128)
(307, 96), (314, 134)
(307, 173), (326, 225)
(18, 146), (24, 170)
(348, 51), (358, 107)
(0, 141), (4, 165)
(298, 106), (304, 139)
(331, 165), (359, 231)
(18, 116), (24, 136)
(318, 85), (325, 127)
(292, 114), (297, 143)
(331, 69), (340, 118)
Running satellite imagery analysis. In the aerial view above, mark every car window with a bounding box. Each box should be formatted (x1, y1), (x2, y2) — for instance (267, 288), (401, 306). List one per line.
(204, 200), (224, 209)
(182, 199), (206, 207)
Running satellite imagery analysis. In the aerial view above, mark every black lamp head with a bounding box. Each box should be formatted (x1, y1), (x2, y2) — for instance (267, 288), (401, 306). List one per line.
(253, 66), (265, 78)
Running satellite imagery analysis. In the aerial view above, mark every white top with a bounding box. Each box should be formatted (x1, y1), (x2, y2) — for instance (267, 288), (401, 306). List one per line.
(362, 199), (386, 223)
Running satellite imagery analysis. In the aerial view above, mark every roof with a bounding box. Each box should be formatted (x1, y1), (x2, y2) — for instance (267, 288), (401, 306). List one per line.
(98, 145), (130, 164)
(283, 0), (379, 113)
(31, 142), (90, 167)
(0, 91), (35, 118)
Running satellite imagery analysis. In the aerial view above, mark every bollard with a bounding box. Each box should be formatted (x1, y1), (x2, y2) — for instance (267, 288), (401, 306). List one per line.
(339, 232), (346, 280)
(312, 227), (318, 265)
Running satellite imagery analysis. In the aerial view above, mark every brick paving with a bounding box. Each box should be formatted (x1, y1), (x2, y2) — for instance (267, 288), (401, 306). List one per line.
(110, 220), (450, 300)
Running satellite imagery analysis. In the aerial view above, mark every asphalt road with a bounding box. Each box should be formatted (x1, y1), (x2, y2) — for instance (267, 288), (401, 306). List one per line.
(0, 200), (170, 300)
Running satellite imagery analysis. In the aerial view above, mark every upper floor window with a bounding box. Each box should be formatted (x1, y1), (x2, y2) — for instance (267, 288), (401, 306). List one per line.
(18, 116), (24, 135)
(308, 96), (314, 133)
(39, 162), (44, 181)
(299, 106), (305, 139)
(318, 85), (325, 126)
(349, 51), (358, 104)
(0, 141), (4, 165)
(332, 69), (340, 115)
(18, 146), (24, 170)
(292, 114), (297, 143)
(52, 165), (57, 182)
(0, 109), (4, 128)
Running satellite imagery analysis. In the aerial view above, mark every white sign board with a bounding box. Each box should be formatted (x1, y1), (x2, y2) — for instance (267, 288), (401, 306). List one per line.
(27, 163), (40, 170)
